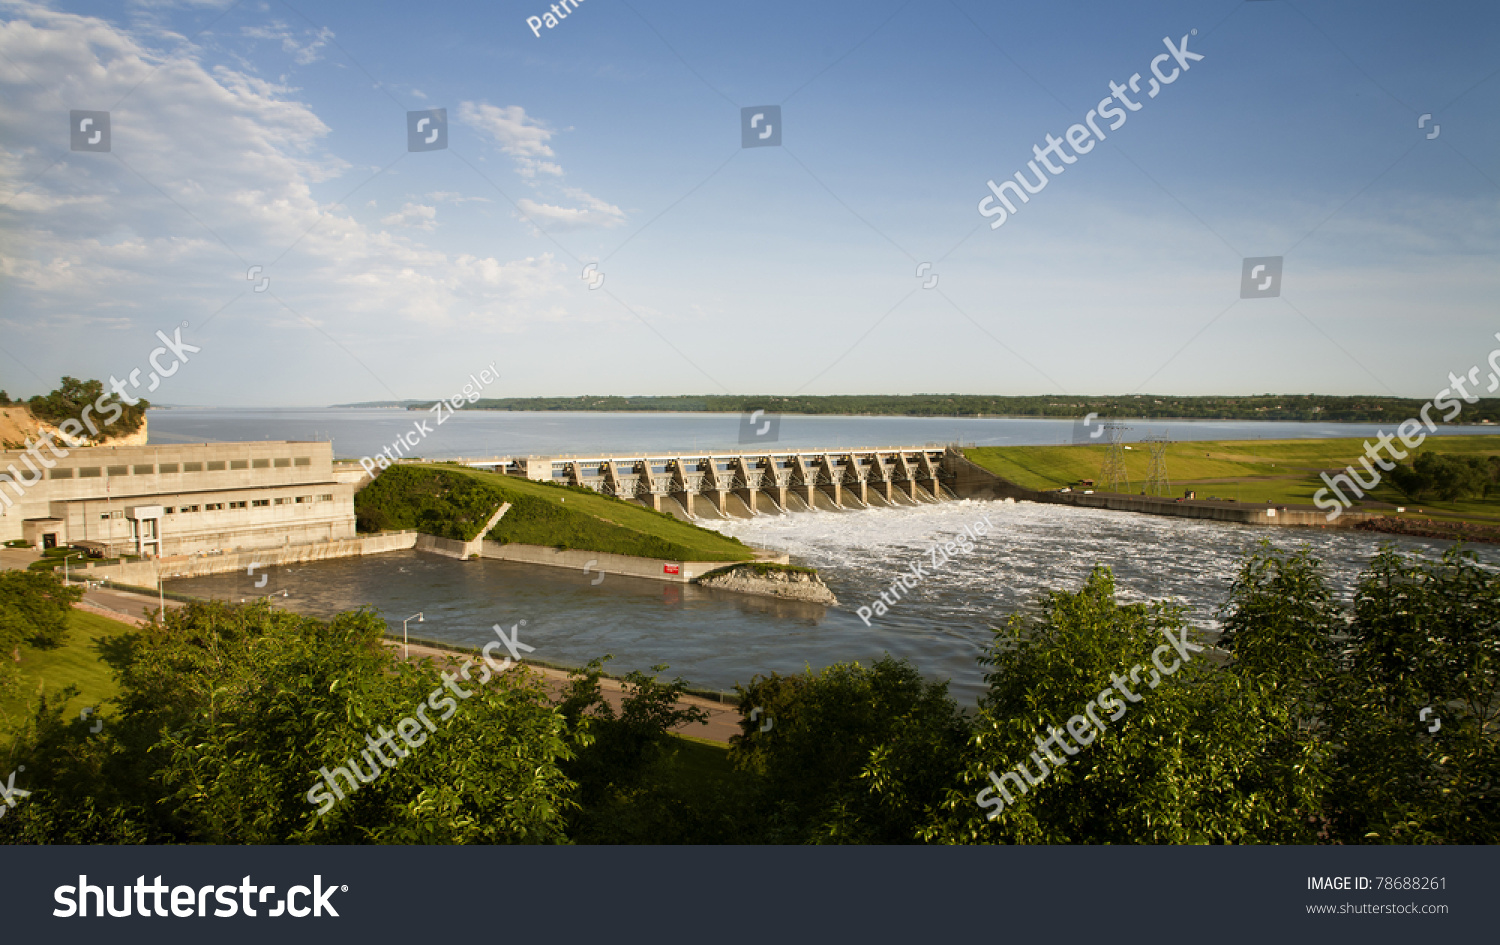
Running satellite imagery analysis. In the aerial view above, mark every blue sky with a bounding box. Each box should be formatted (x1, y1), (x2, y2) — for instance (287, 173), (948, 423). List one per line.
(1, 0), (1497, 404)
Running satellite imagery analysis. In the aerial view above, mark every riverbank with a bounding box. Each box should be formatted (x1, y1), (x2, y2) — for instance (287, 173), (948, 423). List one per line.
(1352, 516), (1500, 544)
(960, 436), (1500, 538)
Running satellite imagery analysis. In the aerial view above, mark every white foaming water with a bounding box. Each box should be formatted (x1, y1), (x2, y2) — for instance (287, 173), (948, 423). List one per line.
(700, 498), (1499, 647)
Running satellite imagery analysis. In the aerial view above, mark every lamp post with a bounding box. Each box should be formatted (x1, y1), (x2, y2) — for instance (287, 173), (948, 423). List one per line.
(62, 551), (84, 584)
(402, 612), (423, 660)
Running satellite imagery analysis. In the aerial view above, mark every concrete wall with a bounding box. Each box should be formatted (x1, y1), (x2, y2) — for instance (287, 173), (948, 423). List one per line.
(414, 534), (469, 558)
(474, 541), (766, 583)
(71, 531), (418, 585)
(943, 450), (1037, 501)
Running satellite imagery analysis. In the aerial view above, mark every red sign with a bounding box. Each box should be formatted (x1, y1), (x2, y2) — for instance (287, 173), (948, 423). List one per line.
(663, 564), (680, 575)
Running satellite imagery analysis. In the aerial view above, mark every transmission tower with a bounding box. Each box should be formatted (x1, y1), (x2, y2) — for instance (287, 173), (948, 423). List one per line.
(1100, 422), (1130, 493)
(1144, 431), (1171, 497)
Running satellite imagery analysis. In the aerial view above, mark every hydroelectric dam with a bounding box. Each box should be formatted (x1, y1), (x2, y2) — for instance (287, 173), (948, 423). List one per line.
(452, 446), (988, 519)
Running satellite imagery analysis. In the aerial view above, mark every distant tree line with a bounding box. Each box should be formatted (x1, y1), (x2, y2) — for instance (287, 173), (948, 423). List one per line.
(385, 393), (1500, 425)
(2, 544), (1494, 844)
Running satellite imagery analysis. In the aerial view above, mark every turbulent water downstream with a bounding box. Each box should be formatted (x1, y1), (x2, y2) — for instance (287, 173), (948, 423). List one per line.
(168, 498), (1500, 705)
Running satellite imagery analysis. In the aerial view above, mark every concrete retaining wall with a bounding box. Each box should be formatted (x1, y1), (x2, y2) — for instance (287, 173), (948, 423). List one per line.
(474, 541), (755, 583)
(73, 531), (419, 584)
(415, 534), (470, 558)
(944, 450), (1038, 501)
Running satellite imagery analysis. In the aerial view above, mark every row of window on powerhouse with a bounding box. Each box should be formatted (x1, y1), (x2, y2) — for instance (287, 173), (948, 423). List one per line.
(43, 457), (314, 480)
(96, 494), (337, 519)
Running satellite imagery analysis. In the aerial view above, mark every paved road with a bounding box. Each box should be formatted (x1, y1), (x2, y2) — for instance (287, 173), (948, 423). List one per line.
(79, 584), (185, 622)
(390, 639), (743, 744)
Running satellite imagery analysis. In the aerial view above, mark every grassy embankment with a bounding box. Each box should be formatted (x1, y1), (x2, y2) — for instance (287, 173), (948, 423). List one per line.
(356, 463), (756, 562)
(1, 609), (135, 739)
(964, 435), (1500, 525)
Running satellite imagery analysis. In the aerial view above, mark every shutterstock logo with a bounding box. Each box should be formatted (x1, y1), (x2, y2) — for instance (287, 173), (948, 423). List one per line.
(979, 32), (1204, 230)
(53, 875), (345, 918)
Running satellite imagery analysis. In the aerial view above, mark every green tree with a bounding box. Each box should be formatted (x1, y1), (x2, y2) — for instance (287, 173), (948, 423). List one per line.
(1390, 452), (1493, 501)
(1323, 546), (1500, 842)
(0, 570), (83, 654)
(921, 567), (1323, 844)
(1, 600), (578, 844)
(554, 657), (715, 843)
(734, 656), (968, 844)
(26, 376), (148, 435)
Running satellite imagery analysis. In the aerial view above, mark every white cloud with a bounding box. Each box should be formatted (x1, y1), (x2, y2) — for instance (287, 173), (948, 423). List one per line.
(517, 190), (626, 231)
(458, 101), (555, 169)
(426, 190), (489, 205)
(241, 22), (334, 66)
(458, 99), (623, 229)
(0, 2), (574, 348)
(380, 202), (437, 230)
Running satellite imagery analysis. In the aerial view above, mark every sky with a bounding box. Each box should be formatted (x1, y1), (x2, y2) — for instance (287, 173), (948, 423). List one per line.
(0, 0), (1497, 405)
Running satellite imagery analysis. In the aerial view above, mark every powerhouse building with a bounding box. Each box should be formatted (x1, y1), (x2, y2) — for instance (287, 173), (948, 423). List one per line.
(0, 440), (355, 556)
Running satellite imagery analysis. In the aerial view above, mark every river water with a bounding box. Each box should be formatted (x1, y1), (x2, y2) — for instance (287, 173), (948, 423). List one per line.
(167, 492), (1500, 705)
(147, 407), (1497, 460)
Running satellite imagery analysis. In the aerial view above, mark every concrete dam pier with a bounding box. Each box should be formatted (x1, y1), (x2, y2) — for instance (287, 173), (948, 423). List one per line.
(470, 447), (955, 519)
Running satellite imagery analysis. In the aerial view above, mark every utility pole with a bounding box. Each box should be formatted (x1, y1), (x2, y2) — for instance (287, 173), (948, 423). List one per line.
(1101, 423), (1131, 493)
(1144, 431), (1171, 497)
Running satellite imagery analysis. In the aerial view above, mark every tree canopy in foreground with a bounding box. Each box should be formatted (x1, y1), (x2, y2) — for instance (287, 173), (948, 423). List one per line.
(2, 544), (1494, 844)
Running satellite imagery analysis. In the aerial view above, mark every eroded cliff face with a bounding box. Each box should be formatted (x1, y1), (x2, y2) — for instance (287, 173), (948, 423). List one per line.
(695, 564), (839, 605)
(0, 406), (148, 448)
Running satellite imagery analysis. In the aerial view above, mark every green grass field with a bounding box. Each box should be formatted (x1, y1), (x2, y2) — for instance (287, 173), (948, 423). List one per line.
(363, 464), (756, 562)
(964, 435), (1500, 522)
(1, 609), (135, 737)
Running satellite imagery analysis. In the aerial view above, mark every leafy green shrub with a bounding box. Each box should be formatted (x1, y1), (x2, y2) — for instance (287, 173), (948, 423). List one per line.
(354, 465), (509, 540)
(26, 377), (148, 436)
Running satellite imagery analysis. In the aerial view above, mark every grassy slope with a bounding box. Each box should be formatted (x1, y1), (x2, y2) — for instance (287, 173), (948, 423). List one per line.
(965, 435), (1500, 522)
(1, 609), (134, 736)
(365, 464), (755, 562)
